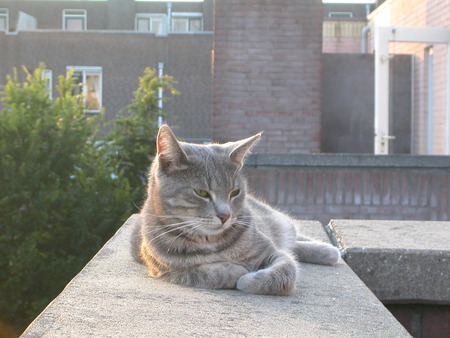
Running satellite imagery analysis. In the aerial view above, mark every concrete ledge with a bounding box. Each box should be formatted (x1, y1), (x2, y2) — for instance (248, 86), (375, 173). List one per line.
(22, 215), (410, 337)
(327, 220), (450, 304)
(246, 153), (450, 169)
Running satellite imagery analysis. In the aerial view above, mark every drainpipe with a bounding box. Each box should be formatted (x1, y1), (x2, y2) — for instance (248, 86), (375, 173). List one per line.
(361, 25), (371, 53)
(361, 4), (371, 54)
(157, 62), (164, 128)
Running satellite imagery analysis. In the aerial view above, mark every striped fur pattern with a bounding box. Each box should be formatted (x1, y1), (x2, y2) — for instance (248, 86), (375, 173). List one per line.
(132, 125), (340, 295)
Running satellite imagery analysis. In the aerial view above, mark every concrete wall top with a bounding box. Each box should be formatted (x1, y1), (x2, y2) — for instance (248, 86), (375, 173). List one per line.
(327, 219), (450, 304)
(22, 215), (410, 337)
(246, 153), (450, 169)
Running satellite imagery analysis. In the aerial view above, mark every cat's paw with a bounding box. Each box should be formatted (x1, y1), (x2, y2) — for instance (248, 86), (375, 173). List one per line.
(292, 241), (341, 266)
(236, 269), (296, 296)
(236, 271), (259, 294)
(320, 245), (341, 265)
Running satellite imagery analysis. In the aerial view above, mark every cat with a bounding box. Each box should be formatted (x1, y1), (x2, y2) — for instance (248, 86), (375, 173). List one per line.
(131, 124), (340, 296)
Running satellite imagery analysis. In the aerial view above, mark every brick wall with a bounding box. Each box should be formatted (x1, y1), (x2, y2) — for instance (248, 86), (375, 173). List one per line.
(386, 304), (450, 338)
(213, 0), (323, 154)
(244, 154), (450, 224)
(0, 31), (213, 141)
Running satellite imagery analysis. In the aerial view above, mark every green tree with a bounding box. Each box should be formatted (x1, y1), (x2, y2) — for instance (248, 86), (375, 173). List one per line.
(0, 65), (131, 331)
(107, 67), (178, 210)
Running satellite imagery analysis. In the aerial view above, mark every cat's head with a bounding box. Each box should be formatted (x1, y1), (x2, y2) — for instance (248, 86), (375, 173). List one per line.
(149, 124), (261, 236)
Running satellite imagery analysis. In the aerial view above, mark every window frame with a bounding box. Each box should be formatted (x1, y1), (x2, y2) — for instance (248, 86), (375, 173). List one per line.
(328, 12), (353, 19)
(0, 8), (9, 31)
(42, 69), (53, 100)
(66, 66), (102, 114)
(135, 13), (167, 35)
(63, 9), (87, 31)
(171, 12), (203, 33)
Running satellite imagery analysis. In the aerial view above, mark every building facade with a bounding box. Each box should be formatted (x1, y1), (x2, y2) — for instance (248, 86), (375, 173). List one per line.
(1, 0), (449, 154)
(0, 0), (213, 142)
(0, 0), (326, 153)
(368, 0), (450, 155)
(322, 3), (373, 53)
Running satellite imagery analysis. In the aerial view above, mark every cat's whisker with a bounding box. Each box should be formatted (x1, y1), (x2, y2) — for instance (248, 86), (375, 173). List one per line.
(145, 212), (200, 220)
(166, 226), (195, 251)
(164, 222), (207, 253)
(145, 221), (199, 244)
(131, 199), (143, 212)
(141, 220), (195, 236)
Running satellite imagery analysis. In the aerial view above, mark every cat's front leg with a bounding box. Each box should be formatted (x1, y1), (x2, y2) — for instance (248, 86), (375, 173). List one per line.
(162, 262), (249, 289)
(236, 250), (298, 296)
(292, 240), (340, 266)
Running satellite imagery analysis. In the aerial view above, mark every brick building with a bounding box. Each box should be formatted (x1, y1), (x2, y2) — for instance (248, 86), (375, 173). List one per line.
(367, 0), (450, 155)
(322, 3), (373, 53)
(0, 0), (214, 142)
(0, 0), (449, 154)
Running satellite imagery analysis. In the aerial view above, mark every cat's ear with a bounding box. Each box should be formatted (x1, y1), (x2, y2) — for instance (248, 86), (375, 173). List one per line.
(229, 132), (262, 167)
(157, 124), (189, 172)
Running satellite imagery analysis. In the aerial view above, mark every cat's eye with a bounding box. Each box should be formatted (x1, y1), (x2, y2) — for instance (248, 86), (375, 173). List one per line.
(230, 189), (240, 198)
(194, 189), (210, 198)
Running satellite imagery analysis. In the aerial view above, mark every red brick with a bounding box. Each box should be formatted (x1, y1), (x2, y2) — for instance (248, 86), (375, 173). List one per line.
(213, 0), (322, 153)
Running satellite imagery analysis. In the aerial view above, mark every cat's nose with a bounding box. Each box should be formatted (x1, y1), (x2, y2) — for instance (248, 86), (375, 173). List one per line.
(217, 214), (230, 224)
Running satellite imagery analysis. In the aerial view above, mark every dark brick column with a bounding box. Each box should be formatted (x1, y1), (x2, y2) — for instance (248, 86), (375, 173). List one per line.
(213, 0), (323, 154)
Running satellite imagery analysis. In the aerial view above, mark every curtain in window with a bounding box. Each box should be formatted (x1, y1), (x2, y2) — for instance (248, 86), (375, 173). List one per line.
(86, 75), (100, 110)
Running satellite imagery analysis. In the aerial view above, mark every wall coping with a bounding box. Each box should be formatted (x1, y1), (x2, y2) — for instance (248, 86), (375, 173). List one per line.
(327, 219), (450, 305)
(246, 153), (450, 170)
(22, 215), (410, 337)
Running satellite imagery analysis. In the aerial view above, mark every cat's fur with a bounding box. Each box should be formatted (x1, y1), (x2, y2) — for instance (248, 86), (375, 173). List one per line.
(131, 125), (340, 295)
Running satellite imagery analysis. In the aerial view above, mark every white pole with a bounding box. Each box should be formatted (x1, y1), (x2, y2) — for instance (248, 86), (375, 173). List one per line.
(167, 2), (172, 33)
(446, 43), (450, 154)
(374, 27), (391, 154)
(158, 62), (164, 128)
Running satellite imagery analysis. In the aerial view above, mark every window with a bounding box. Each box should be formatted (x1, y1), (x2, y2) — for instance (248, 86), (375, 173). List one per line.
(328, 12), (353, 18)
(0, 9), (8, 31)
(172, 12), (203, 33)
(135, 12), (203, 34)
(135, 14), (166, 35)
(42, 69), (53, 99)
(67, 66), (102, 113)
(63, 9), (87, 31)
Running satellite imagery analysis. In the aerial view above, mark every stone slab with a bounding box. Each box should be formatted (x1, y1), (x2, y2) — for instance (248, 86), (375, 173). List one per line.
(22, 215), (410, 337)
(327, 219), (450, 304)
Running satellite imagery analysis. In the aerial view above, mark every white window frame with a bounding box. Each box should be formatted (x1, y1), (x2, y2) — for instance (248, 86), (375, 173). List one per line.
(171, 12), (203, 33)
(63, 9), (87, 31)
(328, 12), (353, 19)
(0, 8), (9, 31)
(374, 26), (450, 154)
(135, 14), (167, 35)
(67, 66), (102, 113)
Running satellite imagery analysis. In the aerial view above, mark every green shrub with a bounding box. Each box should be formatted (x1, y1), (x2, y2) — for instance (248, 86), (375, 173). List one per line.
(106, 67), (178, 210)
(0, 65), (131, 331)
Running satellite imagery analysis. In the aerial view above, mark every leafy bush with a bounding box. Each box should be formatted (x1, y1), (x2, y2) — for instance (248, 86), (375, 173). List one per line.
(106, 67), (178, 209)
(0, 65), (132, 331)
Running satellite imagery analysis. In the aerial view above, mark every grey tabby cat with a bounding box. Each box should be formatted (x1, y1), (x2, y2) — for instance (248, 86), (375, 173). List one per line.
(132, 125), (340, 295)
